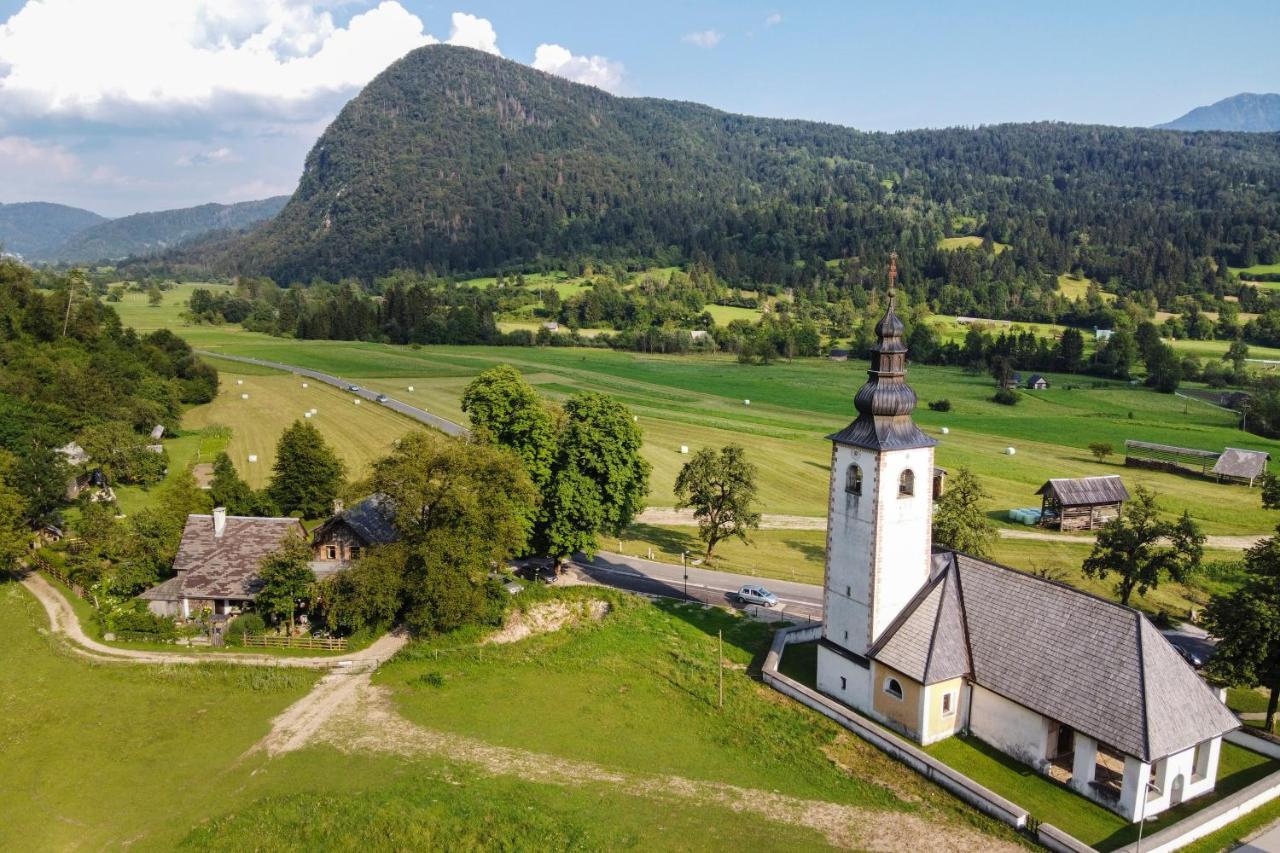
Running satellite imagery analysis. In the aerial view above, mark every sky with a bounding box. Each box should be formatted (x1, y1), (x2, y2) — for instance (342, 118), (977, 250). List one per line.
(0, 0), (1276, 217)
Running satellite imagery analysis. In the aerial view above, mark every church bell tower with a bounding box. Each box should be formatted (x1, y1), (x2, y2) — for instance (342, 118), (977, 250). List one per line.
(816, 254), (937, 711)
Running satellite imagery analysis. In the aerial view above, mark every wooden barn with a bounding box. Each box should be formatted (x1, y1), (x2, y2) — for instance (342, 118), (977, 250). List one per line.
(1211, 448), (1271, 487)
(1036, 475), (1130, 531)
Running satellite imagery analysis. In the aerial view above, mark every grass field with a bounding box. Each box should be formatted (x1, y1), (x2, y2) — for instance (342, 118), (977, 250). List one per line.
(1057, 273), (1116, 302)
(939, 235), (1010, 254)
(176, 330), (1280, 539)
(108, 281), (233, 332)
(183, 368), (418, 489)
(1232, 263), (1280, 277)
(705, 302), (764, 324)
(1, 579), (1023, 851)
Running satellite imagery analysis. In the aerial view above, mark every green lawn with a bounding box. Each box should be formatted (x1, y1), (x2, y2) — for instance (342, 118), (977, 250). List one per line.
(1232, 263), (1280, 277)
(925, 735), (1280, 851)
(107, 281), (234, 332)
(114, 425), (229, 515)
(704, 303), (763, 324)
(1057, 273), (1116, 302)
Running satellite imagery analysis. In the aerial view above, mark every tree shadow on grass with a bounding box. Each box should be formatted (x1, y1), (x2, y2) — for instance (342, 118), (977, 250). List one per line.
(620, 523), (700, 556)
(782, 538), (825, 563)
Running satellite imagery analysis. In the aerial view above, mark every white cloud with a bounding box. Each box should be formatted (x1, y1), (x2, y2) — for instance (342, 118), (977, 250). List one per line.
(681, 30), (723, 48)
(0, 0), (436, 122)
(176, 146), (237, 167)
(0, 135), (78, 177)
(764, 13), (782, 27)
(532, 44), (624, 93)
(445, 11), (499, 55)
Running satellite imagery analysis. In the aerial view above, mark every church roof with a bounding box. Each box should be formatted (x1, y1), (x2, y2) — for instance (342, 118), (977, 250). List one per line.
(869, 551), (1238, 761)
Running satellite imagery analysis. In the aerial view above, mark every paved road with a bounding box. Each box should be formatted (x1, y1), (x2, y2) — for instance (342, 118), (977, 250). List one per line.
(1241, 819), (1280, 852)
(197, 349), (469, 438)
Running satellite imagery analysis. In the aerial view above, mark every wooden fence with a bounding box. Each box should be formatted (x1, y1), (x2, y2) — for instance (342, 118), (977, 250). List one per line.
(241, 635), (348, 651)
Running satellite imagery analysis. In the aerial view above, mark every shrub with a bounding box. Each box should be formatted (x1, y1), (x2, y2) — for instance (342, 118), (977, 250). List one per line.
(1088, 442), (1114, 462)
(415, 672), (446, 688)
(928, 399), (952, 412)
(991, 388), (1019, 406)
(225, 612), (267, 645)
(105, 604), (178, 642)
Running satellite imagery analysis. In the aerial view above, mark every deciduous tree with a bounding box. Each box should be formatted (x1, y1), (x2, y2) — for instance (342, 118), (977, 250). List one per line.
(461, 365), (557, 490)
(1082, 486), (1204, 605)
(931, 468), (996, 558)
(255, 534), (315, 633)
(674, 445), (761, 561)
(1204, 525), (1280, 731)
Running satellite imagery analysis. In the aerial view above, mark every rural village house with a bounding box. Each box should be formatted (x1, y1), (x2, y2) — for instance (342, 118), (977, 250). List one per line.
(1036, 475), (1129, 531)
(310, 494), (397, 572)
(815, 259), (1237, 822)
(140, 508), (305, 618)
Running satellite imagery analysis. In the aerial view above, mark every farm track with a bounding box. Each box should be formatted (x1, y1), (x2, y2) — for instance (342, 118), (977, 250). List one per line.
(637, 508), (1267, 549)
(20, 571), (406, 669)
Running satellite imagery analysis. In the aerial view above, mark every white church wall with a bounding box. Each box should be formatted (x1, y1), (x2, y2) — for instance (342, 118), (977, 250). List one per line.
(869, 446), (934, 644)
(817, 644), (871, 710)
(970, 685), (1050, 769)
(823, 444), (877, 654)
(1140, 739), (1222, 819)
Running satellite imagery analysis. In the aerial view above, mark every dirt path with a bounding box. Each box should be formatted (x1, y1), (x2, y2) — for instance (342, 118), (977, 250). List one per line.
(639, 508), (1266, 549)
(254, 671), (1019, 852)
(20, 571), (406, 669)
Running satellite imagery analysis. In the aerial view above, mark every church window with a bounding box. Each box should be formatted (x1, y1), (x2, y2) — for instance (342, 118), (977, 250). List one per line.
(898, 469), (915, 497)
(846, 464), (862, 495)
(942, 691), (956, 716)
(884, 677), (903, 700)
(840, 676), (847, 690)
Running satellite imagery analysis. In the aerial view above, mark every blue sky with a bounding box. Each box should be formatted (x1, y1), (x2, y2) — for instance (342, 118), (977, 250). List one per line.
(0, 0), (1276, 216)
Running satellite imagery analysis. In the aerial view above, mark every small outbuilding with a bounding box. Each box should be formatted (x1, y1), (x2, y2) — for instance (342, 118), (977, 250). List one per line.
(1037, 475), (1130, 531)
(1211, 448), (1271, 487)
(1026, 374), (1049, 390)
(829, 348), (850, 362)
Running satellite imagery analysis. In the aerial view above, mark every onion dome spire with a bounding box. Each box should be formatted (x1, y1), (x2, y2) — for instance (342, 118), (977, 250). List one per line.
(827, 253), (936, 451)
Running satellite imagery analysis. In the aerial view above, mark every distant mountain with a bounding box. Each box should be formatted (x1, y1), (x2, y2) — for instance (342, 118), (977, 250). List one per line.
(1157, 93), (1280, 132)
(214, 45), (1280, 286)
(0, 202), (107, 258)
(39, 196), (289, 263)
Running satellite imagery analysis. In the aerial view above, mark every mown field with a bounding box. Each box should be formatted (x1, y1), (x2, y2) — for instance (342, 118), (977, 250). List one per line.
(0, 580), (1023, 851)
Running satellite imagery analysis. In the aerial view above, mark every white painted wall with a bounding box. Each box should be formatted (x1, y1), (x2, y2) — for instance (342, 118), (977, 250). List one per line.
(822, 442), (934, 657)
(1136, 738), (1222, 819)
(817, 644), (871, 711)
(970, 685), (1051, 769)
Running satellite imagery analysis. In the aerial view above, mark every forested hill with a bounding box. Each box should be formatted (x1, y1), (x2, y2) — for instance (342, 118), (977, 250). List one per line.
(40, 196), (289, 263)
(1158, 93), (1280, 132)
(220, 44), (1280, 289)
(0, 202), (106, 259)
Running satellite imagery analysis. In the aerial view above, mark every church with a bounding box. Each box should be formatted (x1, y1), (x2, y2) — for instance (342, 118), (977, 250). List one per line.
(814, 257), (1239, 822)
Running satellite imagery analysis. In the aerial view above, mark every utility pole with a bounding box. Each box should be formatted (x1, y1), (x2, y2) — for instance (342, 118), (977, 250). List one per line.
(62, 271), (80, 337)
(682, 551), (689, 600)
(717, 629), (724, 709)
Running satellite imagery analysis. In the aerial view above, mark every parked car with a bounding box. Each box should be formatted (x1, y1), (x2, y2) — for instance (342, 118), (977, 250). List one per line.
(1171, 641), (1205, 669)
(375, 394), (388, 403)
(736, 585), (779, 607)
(347, 384), (360, 392)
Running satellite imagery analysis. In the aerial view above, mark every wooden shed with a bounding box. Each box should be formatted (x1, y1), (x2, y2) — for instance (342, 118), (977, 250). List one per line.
(1036, 475), (1130, 531)
(1211, 448), (1270, 487)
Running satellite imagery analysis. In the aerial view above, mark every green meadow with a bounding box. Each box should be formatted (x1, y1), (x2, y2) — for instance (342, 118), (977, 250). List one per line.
(938, 235), (1010, 254)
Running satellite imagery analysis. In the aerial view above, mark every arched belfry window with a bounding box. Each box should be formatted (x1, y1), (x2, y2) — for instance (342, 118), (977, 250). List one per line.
(846, 464), (863, 496)
(884, 678), (904, 700)
(899, 469), (915, 498)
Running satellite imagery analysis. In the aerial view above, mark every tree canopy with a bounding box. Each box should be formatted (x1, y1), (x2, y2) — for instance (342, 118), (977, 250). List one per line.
(1081, 486), (1205, 605)
(267, 420), (346, 519)
(673, 444), (761, 562)
(931, 468), (996, 559)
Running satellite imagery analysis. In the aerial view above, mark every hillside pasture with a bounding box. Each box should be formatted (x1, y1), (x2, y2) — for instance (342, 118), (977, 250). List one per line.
(107, 281), (233, 331)
(938, 235), (1010, 254)
(1056, 273), (1115, 302)
(705, 303), (763, 324)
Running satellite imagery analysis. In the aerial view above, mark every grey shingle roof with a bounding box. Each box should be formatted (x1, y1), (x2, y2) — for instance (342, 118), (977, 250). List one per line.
(1036, 475), (1130, 506)
(315, 494), (398, 547)
(870, 552), (1238, 760)
(869, 569), (971, 685)
(163, 514), (305, 600)
(1212, 448), (1270, 480)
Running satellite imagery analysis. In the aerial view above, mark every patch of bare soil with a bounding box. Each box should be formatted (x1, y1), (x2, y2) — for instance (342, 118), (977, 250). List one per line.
(484, 599), (609, 645)
(260, 675), (1019, 851)
(192, 463), (214, 489)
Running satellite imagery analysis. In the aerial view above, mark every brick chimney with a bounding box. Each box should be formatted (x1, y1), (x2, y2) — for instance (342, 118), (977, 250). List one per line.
(332, 498), (344, 515)
(212, 507), (227, 538)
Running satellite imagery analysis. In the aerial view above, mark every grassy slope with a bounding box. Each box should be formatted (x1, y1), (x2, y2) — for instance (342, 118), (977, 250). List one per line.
(939, 235), (1010, 253)
(108, 281), (234, 331)
(0, 582), (319, 850)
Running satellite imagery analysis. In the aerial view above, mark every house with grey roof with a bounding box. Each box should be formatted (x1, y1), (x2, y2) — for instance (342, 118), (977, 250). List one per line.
(139, 508), (305, 619)
(814, 258), (1237, 823)
(309, 494), (397, 573)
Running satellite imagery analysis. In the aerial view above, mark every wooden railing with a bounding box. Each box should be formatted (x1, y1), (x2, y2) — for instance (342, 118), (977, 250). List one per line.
(241, 635), (348, 650)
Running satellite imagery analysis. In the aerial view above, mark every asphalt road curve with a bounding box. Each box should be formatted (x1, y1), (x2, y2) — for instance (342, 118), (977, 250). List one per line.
(197, 350), (469, 438)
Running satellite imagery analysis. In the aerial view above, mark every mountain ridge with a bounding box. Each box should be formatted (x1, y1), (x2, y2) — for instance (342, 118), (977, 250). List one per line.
(1157, 92), (1280, 132)
(0, 202), (107, 258)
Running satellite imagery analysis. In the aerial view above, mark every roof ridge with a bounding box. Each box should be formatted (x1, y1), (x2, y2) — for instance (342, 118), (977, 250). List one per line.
(1135, 610), (1152, 762)
(945, 557), (976, 680)
(950, 549), (1143, 617)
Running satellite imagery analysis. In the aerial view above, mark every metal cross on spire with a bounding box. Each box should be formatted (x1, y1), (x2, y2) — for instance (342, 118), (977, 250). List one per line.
(888, 251), (898, 300)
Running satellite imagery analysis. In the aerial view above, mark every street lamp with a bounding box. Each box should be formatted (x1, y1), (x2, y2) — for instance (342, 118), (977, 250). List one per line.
(682, 551), (689, 600)
(1135, 776), (1159, 853)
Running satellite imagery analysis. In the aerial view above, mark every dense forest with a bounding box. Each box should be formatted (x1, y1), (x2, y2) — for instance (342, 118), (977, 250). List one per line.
(161, 45), (1280, 300)
(0, 260), (218, 530)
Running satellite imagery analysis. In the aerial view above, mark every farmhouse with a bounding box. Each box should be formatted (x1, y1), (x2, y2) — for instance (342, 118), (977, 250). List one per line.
(1036, 475), (1129, 531)
(815, 261), (1236, 822)
(310, 494), (397, 571)
(140, 508), (305, 618)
